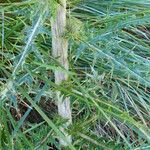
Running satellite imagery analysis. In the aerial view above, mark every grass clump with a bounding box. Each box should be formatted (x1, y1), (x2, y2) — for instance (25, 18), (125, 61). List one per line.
(0, 0), (150, 149)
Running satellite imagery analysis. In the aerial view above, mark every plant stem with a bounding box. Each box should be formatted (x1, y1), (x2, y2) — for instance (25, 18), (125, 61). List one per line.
(51, 0), (72, 147)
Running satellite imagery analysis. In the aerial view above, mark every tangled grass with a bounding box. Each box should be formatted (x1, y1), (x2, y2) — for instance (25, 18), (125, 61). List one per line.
(0, 0), (150, 149)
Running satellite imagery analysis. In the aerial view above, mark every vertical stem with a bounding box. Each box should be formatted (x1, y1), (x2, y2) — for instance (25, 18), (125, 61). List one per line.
(51, 0), (72, 147)
(2, 10), (4, 61)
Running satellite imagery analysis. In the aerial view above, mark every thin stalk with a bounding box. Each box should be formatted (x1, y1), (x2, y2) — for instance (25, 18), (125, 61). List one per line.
(51, 0), (72, 147)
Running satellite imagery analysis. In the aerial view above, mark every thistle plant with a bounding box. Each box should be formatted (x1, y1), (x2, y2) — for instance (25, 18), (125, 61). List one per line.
(0, 0), (150, 149)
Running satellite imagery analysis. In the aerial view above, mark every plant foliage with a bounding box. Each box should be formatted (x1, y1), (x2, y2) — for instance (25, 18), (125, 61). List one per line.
(0, 0), (150, 149)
